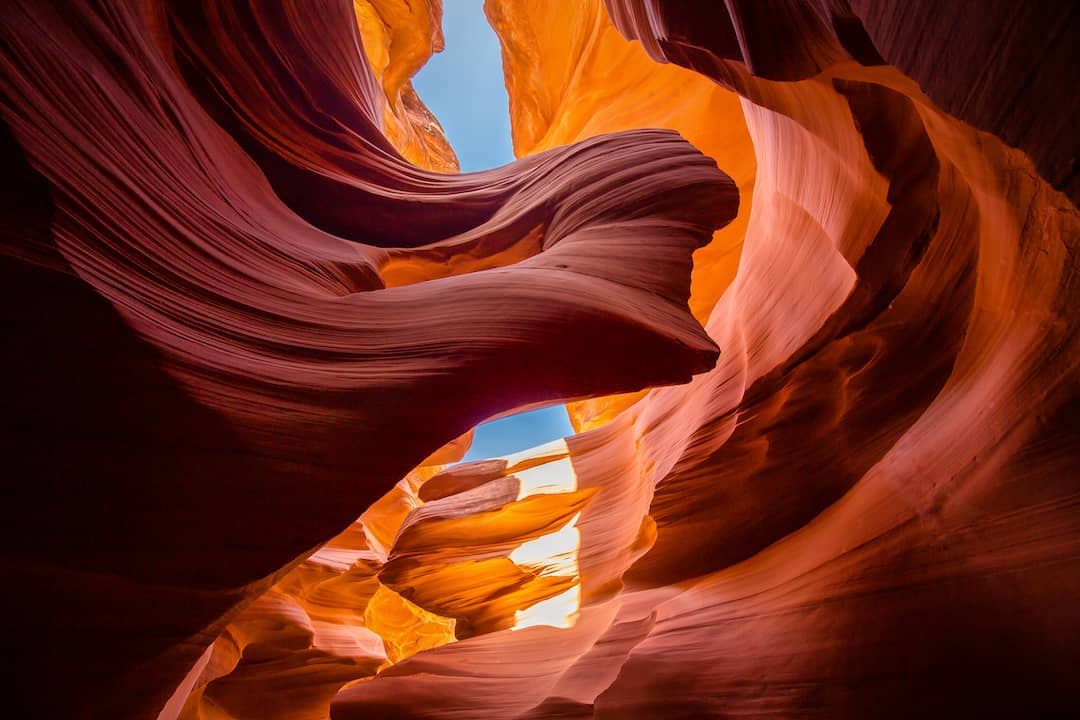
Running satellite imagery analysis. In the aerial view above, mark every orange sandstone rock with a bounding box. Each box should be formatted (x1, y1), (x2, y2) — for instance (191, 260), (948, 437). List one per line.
(0, 0), (733, 716)
(0, 1), (1076, 719)
(334, 2), (1080, 718)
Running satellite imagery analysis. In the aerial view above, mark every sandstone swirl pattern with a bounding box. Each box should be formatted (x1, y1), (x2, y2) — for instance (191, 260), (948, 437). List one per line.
(0, 1), (1076, 719)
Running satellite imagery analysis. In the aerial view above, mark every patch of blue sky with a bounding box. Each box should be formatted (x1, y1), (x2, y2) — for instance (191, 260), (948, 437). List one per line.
(412, 0), (515, 172)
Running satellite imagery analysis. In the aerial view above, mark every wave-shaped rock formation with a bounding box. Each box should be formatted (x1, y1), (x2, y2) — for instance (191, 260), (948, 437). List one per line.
(1, 0), (1076, 718)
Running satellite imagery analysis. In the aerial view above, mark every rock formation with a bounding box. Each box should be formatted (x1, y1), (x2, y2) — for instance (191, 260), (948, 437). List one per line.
(0, 1), (1076, 718)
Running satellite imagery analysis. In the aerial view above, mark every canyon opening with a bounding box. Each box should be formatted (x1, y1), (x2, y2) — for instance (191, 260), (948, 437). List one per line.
(1, 1), (1077, 719)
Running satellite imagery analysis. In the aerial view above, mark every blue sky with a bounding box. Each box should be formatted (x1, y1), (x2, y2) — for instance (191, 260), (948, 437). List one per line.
(460, 405), (575, 461)
(413, 0), (515, 173)
(413, 1), (574, 459)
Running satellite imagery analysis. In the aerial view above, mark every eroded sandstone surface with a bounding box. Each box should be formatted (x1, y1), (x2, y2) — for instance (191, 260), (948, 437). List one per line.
(0, 1), (1076, 718)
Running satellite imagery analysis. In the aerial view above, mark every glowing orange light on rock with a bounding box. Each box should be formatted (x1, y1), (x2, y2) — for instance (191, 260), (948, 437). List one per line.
(504, 439), (584, 631)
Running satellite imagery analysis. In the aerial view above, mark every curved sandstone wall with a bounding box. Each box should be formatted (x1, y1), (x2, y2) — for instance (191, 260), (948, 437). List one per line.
(0, 1), (1075, 718)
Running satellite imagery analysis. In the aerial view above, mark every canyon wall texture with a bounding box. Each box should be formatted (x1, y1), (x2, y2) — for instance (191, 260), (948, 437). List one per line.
(0, 0), (1076, 718)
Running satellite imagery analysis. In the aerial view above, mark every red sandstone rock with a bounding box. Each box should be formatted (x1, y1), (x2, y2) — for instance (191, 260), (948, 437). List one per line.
(0, 1), (732, 716)
(0, 1), (1076, 718)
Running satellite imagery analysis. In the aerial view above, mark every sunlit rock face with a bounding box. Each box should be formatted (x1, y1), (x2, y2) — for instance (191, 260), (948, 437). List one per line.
(0, 1), (1076, 719)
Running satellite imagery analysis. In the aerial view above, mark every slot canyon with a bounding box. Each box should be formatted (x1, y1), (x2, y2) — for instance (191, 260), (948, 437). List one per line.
(1, 1), (1077, 718)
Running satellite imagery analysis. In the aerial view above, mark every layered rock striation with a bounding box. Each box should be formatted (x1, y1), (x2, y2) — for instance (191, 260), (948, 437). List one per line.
(0, 0), (1076, 718)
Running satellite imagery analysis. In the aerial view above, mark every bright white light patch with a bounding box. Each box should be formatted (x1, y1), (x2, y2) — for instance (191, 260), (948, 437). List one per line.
(509, 512), (582, 630)
(508, 513), (580, 576)
(500, 440), (584, 631)
(501, 437), (570, 469)
(514, 456), (577, 500)
(512, 583), (581, 630)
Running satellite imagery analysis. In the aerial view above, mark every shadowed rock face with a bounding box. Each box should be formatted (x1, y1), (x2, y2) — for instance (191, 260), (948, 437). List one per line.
(0, 1), (1076, 719)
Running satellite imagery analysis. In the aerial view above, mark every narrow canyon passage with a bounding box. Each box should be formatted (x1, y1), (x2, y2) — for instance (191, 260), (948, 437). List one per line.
(0, 1), (1076, 719)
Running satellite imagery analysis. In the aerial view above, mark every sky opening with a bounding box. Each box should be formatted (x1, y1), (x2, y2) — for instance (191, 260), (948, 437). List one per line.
(413, 0), (515, 172)
(414, 1), (574, 460)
